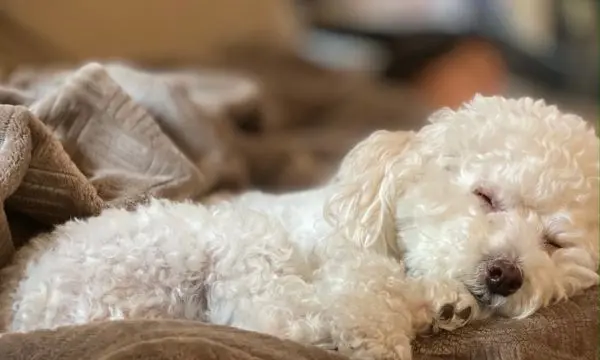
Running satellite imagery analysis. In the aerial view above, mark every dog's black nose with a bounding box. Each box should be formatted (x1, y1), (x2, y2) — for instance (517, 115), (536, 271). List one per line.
(486, 260), (523, 296)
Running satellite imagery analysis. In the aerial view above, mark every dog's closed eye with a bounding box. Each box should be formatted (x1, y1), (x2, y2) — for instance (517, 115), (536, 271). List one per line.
(473, 188), (500, 212)
(543, 234), (562, 253)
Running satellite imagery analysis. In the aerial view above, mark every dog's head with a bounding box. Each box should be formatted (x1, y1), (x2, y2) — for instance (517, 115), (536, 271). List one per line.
(326, 95), (599, 319)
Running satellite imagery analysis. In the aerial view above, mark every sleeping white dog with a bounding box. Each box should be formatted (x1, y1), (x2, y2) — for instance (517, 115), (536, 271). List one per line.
(0, 96), (598, 360)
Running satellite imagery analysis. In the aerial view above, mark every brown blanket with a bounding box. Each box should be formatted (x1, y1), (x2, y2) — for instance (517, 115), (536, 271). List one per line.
(0, 319), (349, 360)
(0, 290), (596, 360)
(0, 57), (597, 360)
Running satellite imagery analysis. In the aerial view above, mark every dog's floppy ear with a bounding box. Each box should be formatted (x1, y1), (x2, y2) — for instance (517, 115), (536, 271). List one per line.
(325, 130), (418, 254)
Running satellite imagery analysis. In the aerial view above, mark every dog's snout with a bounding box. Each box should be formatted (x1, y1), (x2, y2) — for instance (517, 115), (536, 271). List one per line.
(485, 260), (523, 297)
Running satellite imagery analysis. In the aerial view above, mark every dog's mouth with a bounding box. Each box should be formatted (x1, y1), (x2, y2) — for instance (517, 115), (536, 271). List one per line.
(466, 284), (509, 309)
(462, 272), (495, 307)
(469, 288), (492, 306)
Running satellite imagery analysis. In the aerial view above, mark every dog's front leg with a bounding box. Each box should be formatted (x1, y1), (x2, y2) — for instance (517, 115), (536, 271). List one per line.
(317, 252), (432, 360)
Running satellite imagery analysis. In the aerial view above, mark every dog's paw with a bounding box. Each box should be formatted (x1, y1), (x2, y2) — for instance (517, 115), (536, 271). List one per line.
(432, 296), (474, 332)
(420, 280), (479, 334)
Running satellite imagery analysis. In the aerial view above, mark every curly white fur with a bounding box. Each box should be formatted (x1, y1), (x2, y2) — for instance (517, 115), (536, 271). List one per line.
(0, 96), (598, 360)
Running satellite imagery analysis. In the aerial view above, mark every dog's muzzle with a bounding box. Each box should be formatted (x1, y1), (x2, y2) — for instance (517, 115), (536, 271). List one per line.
(485, 259), (523, 297)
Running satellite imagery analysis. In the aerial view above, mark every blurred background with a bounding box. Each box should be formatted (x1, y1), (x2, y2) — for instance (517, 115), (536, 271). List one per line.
(300, 0), (598, 116)
(0, 0), (598, 191)
(1, 0), (597, 112)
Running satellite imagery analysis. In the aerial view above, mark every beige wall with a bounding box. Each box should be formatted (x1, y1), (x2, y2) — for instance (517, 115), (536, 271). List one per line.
(1, 0), (300, 64)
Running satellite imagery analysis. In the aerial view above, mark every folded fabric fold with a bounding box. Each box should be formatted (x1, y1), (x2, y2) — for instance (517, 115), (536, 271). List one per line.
(0, 106), (32, 267)
(0, 62), (259, 267)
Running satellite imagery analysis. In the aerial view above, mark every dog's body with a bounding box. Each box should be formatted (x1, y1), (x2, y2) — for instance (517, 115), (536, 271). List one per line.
(1, 96), (598, 360)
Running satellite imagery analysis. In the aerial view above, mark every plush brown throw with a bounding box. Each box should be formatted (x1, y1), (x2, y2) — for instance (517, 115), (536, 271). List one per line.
(415, 287), (598, 360)
(0, 63), (225, 265)
(0, 319), (349, 360)
(0, 58), (597, 360)
(0, 289), (596, 360)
